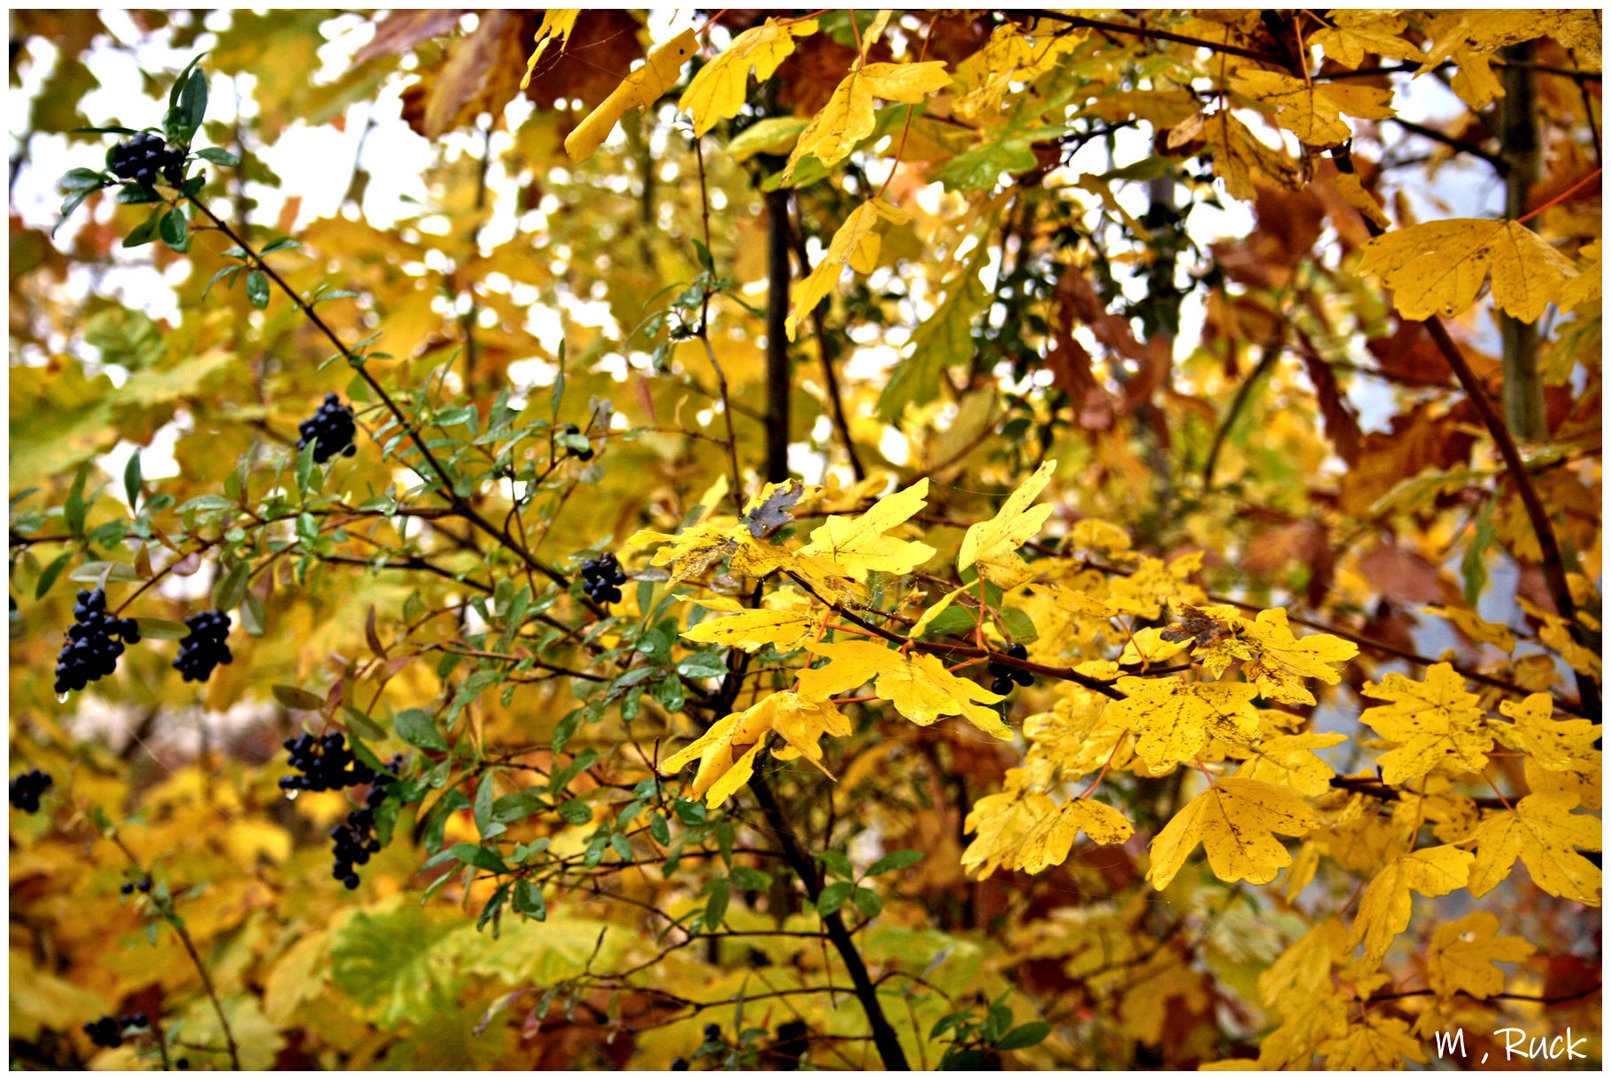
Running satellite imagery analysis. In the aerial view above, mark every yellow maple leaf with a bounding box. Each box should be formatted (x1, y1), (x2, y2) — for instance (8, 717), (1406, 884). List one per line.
(958, 459), (1059, 587)
(518, 10), (579, 91)
(565, 29), (700, 162)
(1426, 911), (1534, 999)
(1352, 844), (1474, 965)
(681, 607), (816, 653)
(1235, 731), (1348, 798)
(1200, 110), (1302, 202)
(680, 18), (817, 136)
(1024, 686), (1134, 778)
(1256, 993), (1349, 1069)
(1356, 218), (1583, 324)
(660, 691), (851, 808)
(1318, 1013), (1428, 1070)
(782, 60), (952, 182)
(1259, 918), (1350, 1009)
(1213, 607), (1359, 706)
(797, 476), (935, 580)
(1310, 11), (1426, 69)
(1147, 777), (1318, 889)
(1232, 69), (1395, 147)
(1109, 677), (1261, 771)
(1359, 663), (1492, 784)
(962, 790), (1131, 878)
(1421, 604), (1516, 652)
(785, 197), (909, 339)
(1492, 693), (1601, 773)
(1516, 596), (1603, 678)
(798, 638), (1009, 738)
(1467, 791), (1601, 905)
(1106, 552), (1206, 620)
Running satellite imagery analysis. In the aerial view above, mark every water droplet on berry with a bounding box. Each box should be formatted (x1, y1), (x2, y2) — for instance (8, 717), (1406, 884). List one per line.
(57, 692), (70, 704)
(284, 789), (300, 801)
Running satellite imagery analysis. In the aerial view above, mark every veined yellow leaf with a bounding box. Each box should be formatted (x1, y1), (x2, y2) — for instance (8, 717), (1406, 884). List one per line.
(1356, 218), (1583, 323)
(798, 476), (934, 580)
(681, 607), (816, 653)
(785, 197), (908, 339)
(1232, 69), (1394, 147)
(782, 60), (952, 182)
(661, 691), (851, 808)
(799, 638), (1009, 738)
(1109, 676), (1261, 770)
(680, 18), (817, 136)
(1351, 844), (1473, 964)
(1147, 777), (1317, 889)
(1359, 663), (1491, 784)
(1492, 693), (1601, 772)
(1467, 791), (1601, 905)
(961, 789), (1131, 879)
(565, 29), (699, 162)
(958, 459), (1058, 587)
(1426, 911), (1534, 999)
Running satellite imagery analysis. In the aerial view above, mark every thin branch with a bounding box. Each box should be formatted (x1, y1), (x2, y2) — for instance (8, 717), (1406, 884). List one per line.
(1027, 10), (1290, 68)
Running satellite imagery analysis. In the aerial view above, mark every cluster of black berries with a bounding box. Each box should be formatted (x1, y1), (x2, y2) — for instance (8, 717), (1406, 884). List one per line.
(279, 732), (385, 794)
(330, 782), (389, 890)
(55, 589), (141, 695)
(82, 1014), (146, 1049)
(987, 643), (1034, 696)
(297, 393), (358, 463)
(557, 422), (594, 461)
(108, 131), (185, 190)
(173, 610), (232, 683)
(9, 769), (53, 813)
(119, 877), (152, 896)
(580, 552), (628, 605)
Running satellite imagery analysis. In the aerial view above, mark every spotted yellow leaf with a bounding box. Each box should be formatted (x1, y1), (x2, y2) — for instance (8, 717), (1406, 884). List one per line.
(1235, 731), (1348, 798)
(682, 607), (817, 653)
(961, 789), (1131, 879)
(1351, 844), (1473, 965)
(798, 476), (934, 580)
(1109, 677), (1261, 770)
(1147, 777), (1318, 889)
(958, 459), (1058, 587)
(1356, 218), (1583, 324)
(565, 29), (699, 162)
(1467, 791), (1601, 905)
(799, 638), (1009, 738)
(680, 18), (817, 136)
(1231, 70), (1394, 146)
(1359, 663), (1491, 784)
(1426, 911), (1534, 999)
(1310, 11), (1426, 69)
(1492, 693), (1601, 773)
(1197, 607), (1358, 706)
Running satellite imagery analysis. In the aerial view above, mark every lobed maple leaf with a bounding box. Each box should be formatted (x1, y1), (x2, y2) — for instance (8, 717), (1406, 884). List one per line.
(962, 789), (1131, 878)
(1491, 693), (1601, 773)
(958, 459), (1058, 588)
(1352, 844), (1474, 965)
(797, 476), (934, 580)
(1425, 911), (1534, 999)
(1359, 663), (1491, 784)
(782, 60), (952, 183)
(1147, 777), (1318, 890)
(785, 198), (909, 339)
(1232, 69), (1395, 147)
(680, 18), (817, 136)
(681, 606), (816, 654)
(1318, 1013), (1427, 1070)
(660, 691), (851, 808)
(1108, 676), (1261, 771)
(798, 638), (1010, 738)
(1466, 791), (1601, 906)
(1234, 732), (1347, 798)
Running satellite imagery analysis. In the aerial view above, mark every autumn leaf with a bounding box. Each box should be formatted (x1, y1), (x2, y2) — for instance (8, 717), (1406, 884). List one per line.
(1351, 844), (1474, 966)
(1232, 70), (1394, 147)
(1467, 792), (1602, 905)
(1234, 732), (1347, 797)
(798, 638), (1009, 738)
(1421, 604), (1516, 652)
(660, 692), (851, 808)
(1426, 911), (1534, 999)
(782, 60), (951, 182)
(785, 197), (909, 339)
(565, 29), (699, 162)
(1147, 777), (1318, 890)
(962, 789), (1131, 878)
(519, 10), (579, 91)
(1259, 918), (1350, 1008)
(958, 459), (1058, 587)
(1491, 693), (1601, 772)
(681, 18), (817, 136)
(1200, 110), (1301, 201)
(797, 476), (935, 580)
(1359, 663), (1492, 784)
(1108, 676), (1261, 770)
(1356, 218), (1584, 323)
(1195, 607), (1358, 706)
(681, 606), (816, 654)
(1318, 1013), (1427, 1070)
(1310, 11), (1427, 69)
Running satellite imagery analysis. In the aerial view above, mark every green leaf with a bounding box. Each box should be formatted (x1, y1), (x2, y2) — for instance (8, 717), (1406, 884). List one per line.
(240, 592), (267, 636)
(61, 168), (111, 193)
(34, 551), (73, 600)
(649, 813), (671, 845)
(296, 439), (317, 496)
(328, 906), (462, 1028)
(133, 618), (189, 640)
(123, 209), (162, 248)
(704, 877), (730, 928)
(195, 146), (239, 166)
(996, 1021), (1051, 1051)
(728, 865), (773, 891)
(396, 709), (449, 752)
(852, 886), (883, 918)
(246, 269), (270, 309)
(178, 66), (209, 140)
(513, 879), (547, 921)
(1462, 503), (1495, 607)
(214, 561), (249, 611)
(879, 239), (991, 421)
(817, 849), (853, 881)
(159, 208), (188, 248)
(272, 684), (324, 711)
(816, 881), (853, 917)
(201, 266), (242, 299)
(450, 842), (508, 873)
(870, 852), (926, 882)
(676, 651), (729, 680)
(674, 797), (707, 825)
(123, 452), (142, 512)
(557, 799), (593, 826)
(474, 772), (497, 837)
(258, 236), (299, 256)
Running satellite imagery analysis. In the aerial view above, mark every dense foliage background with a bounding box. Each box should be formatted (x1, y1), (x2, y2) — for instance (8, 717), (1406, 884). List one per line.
(9, 8), (1602, 1071)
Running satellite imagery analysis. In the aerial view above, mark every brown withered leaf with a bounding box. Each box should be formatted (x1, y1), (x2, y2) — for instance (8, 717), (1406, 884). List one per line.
(424, 9), (527, 138)
(355, 9), (466, 66)
(1337, 403), (1477, 518)
(1045, 265), (1116, 432)
(1367, 319), (1452, 386)
(1356, 543), (1461, 605)
(1160, 605), (1237, 648)
(1210, 181), (1326, 288)
(1298, 347), (1362, 465)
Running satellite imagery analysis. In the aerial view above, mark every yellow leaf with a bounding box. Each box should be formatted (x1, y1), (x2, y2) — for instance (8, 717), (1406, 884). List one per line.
(519, 10), (579, 91)
(1467, 791), (1601, 905)
(798, 476), (935, 580)
(1351, 844), (1473, 965)
(1024, 685), (1134, 779)
(1068, 517), (1132, 552)
(1426, 911), (1534, 999)
(1493, 693), (1601, 772)
(1147, 777), (1318, 889)
(785, 197), (909, 339)
(961, 789), (1131, 879)
(1200, 110), (1302, 202)
(1258, 918), (1350, 1009)
(1232, 70), (1394, 146)
(1356, 218), (1583, 323)
(1223, 607), (1358, 706)
(799, 639), (1009, 738)
(1359, 663), (1492, 784)
(1236, 732), (1348, 798)
(1110, 677), (1261, 770)
(909, 584), (968, 638)
(1310, 11), (1426, 68)
(1318, 1013), (1428, 1070)
(1421, 604), (1516, 652)
(1256, 993), (1349, 1069)
(783, 60), (951, 181)
(565, 29), (700, 162)
(958, 459), (1058, 587)
(1116, 627), (1192, 666)
(1106, 552), (1206, 620)
(681, 607), (817, 653)
(660, 692), (851, 808)
(680, 18), (817, 136)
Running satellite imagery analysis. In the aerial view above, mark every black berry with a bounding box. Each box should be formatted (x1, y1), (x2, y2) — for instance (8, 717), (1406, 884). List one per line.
(986, 643), (1032, 697)
(55, 588), (140, 695)
(579, 552), (628, 605)
(82, 1016), (123, 1049)
(703, 1023), (722, 1043)
(173, 609), (232, 683)
(557, 422), (594, 461)
(279, 732), (385, 794)
(107, 131), (185, 191)
(671, 1058), (689, 1071)
(10, 768), (53, 813)
(296, 393), (358, 463)
(177, 1058), (190, 1070)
